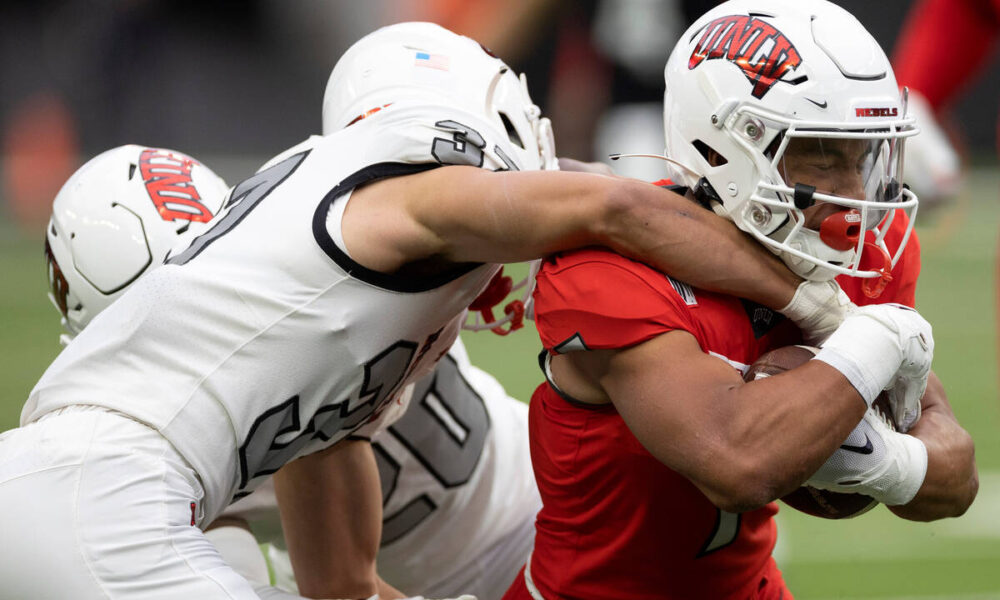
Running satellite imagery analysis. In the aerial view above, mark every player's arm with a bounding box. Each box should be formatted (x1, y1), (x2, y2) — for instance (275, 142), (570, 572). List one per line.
(345, 166), (800, 310)
(553, 330), (868, 513)
(273, 439), (382, 600)
(553, 301), (933, 513)
(889, 372), (978, 521)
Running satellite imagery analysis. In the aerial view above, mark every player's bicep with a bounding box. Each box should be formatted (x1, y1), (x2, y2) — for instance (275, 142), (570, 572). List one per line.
(345, 166), (620, 271)
(597, 330), (746, 480)
(402, 167), (622, 264)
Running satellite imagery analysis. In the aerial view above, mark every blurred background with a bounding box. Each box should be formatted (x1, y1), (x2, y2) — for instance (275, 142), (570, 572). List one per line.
(1, 1), (998, 598)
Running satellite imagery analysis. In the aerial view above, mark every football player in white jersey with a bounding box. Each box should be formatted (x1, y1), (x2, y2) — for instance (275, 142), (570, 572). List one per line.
(40, 140), (539, 598)
(0, 22), (851, 600)
(38, 142), (528, 600)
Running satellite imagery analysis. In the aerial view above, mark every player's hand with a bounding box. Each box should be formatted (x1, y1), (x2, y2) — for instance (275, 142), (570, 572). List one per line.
(780, 280), (854, 345)
(814, 303), (933, 424)
(807, 406), (927, 506)
(860, 303), (933, 432)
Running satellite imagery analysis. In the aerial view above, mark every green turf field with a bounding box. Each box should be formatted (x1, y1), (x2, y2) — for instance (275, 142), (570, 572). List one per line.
(2, 167), (998, 598)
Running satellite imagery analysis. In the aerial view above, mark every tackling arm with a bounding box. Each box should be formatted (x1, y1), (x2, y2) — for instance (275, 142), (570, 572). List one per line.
(273, 439), (382, 600)
(889, 372), (978, 521)
(553, 329), (867, 513)
(344, 166), (800, 310)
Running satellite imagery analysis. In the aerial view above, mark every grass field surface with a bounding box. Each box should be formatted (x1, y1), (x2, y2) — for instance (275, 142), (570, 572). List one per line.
(1, 167), (997, 598)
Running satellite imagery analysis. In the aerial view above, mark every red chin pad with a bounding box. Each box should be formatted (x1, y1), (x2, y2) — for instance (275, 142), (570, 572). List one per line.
(859, 242), (893, 299)
(819, 210), (862, 251)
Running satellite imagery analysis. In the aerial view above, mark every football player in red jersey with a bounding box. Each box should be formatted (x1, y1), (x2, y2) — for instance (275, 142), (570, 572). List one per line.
(504, 1), (977, 599)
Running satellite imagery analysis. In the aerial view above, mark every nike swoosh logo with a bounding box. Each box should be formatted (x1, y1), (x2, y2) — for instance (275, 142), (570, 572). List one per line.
(840, 434), (874, 454)
(806, 98), (828, 109)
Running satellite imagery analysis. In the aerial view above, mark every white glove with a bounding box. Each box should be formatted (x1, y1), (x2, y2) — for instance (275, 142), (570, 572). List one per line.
(807, 406), (928, 506)
(780, 280), (854, 345)
(813, 304), (933, 428)
(883, 306), (933, 432)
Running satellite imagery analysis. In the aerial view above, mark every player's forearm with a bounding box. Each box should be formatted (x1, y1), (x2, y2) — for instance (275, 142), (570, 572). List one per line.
(273, 441), (382, 599)
(699, 362), (867, 510)
(594, 180), (800, 310)
(603, 335), (865, 513)
(888, 376), (978, 521)
(888, 409), (977, 521)
(421, 168), (800, 309)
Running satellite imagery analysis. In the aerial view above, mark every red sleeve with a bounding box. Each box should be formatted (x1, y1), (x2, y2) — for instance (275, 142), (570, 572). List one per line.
(891, 0), (1000, 110)
(838, 210), (921, 307)
(533, 249), (697, 353)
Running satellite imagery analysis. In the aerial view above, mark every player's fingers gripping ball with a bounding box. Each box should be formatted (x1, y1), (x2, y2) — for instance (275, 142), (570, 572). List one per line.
(814, 303), (933, 432)
(746, 345), (927, 517)
(806, 402), (927, 507)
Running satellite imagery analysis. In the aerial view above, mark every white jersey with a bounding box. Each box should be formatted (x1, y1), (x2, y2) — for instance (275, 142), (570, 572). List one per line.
(22, 102), (524, 524)
(224, 338), (541, 599)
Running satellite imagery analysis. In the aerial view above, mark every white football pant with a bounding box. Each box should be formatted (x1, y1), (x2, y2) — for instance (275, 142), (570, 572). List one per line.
(0, 406), (263, 599)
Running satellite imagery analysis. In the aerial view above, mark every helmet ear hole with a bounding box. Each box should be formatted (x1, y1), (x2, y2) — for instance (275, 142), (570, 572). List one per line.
(692, 139), (727, 166)
(45, 237), (71, 319)
(498, 112), (524, 149)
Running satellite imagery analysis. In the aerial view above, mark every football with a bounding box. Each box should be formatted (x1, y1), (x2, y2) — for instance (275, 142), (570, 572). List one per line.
(744, 345), (896, 519)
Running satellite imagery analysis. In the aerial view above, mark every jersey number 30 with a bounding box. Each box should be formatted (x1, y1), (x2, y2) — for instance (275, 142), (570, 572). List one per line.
(373, 353), (490, 545)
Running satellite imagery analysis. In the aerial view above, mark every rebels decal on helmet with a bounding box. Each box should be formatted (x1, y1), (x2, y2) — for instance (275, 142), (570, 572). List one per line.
(688, 15), (802, 99)
(856, 107), (900, 118)
(139, 148), (214, 223)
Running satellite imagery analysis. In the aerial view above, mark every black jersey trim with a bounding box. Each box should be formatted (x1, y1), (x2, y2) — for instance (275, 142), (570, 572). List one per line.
(537, 349), (614, 412)
(312, 161), (483, 293)
(696, 511), (742, 557)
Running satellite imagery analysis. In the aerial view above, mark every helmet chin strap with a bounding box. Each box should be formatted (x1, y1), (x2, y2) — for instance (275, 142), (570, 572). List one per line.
(772, 215), (857, 280)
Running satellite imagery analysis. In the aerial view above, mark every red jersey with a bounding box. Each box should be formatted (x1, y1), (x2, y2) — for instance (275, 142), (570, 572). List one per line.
(507, 213), (920, 600)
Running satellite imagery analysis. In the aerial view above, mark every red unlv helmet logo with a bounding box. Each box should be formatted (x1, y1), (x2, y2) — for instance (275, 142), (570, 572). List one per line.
(139, 148), (214, 224)
(689, 15), (802, 99)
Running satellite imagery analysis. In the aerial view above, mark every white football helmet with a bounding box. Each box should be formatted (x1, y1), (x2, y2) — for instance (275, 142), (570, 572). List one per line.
(323, 22), (551, 334)
(663, 0), (918, 288)
(45, 144), (228, 342)
(322, 21), (556, 172)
